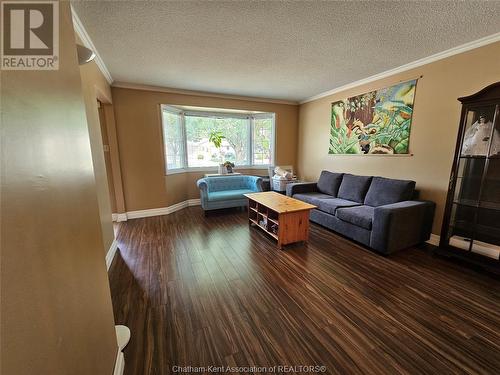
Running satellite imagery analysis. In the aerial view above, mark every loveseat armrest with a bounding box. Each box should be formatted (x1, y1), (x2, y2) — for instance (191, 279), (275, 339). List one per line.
(370, 200), (435, 254)
(286, 182), (318, 197)
(196, 178), (208, 192)
(246, 176), (263, 192)
(196, 178), (209, 209)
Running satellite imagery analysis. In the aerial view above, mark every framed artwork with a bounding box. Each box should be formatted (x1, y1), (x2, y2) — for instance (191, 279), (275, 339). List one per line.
(329, 79), (417, 154)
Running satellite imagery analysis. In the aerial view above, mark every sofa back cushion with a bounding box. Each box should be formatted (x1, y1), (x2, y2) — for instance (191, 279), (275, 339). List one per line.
(206, 176), (249, 192)
(364, 176), (416, 207)
(317, 171), (344, 197)
(337, 174), (373, 203)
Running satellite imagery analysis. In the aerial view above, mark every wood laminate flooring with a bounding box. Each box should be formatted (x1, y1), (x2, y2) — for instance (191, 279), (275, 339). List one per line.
(109, 207), (500, 375)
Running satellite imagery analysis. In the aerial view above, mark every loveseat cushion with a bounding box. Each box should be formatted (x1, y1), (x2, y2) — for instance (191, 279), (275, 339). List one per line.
(208, 189), (254, 201)
(317, 171), (344, 197)
(364, 177), (416, 207)
(206, 176), (251, 192)
(316, 198), (360, 215)
(336, 205), (375, 230)
(293, 192), (333, 206)
(337, 174), (373, 203)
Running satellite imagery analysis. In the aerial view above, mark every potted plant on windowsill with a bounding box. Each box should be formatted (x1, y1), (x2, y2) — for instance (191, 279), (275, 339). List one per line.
(209, 130), (226, 174)
(223, 161), (235, 174)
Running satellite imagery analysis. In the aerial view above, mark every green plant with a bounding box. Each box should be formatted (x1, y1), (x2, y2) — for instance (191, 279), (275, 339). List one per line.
(368, 103), (412, 154)
(209, 131), (225, 149)
(223, 161), (235, 168)
(329, 102), (362, 154)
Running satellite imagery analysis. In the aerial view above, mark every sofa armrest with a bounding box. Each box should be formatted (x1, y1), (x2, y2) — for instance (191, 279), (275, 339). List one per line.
(196, 178), (209, 208)
(286, 182), (318, 197)
(196, 178), (208, 191)
(246, 176), (263, 192)
(370, 200), (435, 254)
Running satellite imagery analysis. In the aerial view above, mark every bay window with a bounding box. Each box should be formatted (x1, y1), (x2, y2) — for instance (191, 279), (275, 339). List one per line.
(161, 105), (275, 174)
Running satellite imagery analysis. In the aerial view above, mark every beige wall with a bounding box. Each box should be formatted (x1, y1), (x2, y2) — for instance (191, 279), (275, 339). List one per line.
(111, 87), (299, 211)
(298, 41), (500, 235)
(79, 52), (116, 252)
(0, 2), (117, 374)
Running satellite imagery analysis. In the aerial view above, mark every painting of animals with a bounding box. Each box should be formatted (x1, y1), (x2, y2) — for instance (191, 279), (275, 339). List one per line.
(329, 79), (417, 154)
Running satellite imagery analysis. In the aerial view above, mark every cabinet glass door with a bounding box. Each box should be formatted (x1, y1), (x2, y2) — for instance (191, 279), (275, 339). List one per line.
(477, 105), (500, 249)
(488, 108), (500, 158)
(447, 104), (497, 252)
(460, 105), (496, 157)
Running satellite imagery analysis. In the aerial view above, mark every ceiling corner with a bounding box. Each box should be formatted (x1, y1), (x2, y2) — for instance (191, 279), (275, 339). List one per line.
(71, 4), (113, 84)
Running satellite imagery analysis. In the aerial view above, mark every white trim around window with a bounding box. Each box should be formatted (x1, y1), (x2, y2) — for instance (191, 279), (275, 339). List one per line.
(160, 105), (276, 175)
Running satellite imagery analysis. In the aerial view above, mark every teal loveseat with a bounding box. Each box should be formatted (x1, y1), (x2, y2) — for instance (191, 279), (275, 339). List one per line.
(197, 175), (263, 212)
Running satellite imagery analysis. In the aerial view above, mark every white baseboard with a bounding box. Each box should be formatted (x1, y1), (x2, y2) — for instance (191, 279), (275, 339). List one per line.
(117, 198), (201, 220)
(106, 239), (118, 270)
(187, 198), (201, 206)
(112, 213), (128, 222)
(426, 234), (440, 246)
(113, 351), (125, 375)
(126, 200), (188, 219)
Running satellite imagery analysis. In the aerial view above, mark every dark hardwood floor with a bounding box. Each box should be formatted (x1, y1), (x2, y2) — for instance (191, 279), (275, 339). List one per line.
(109, 206), (500, 375)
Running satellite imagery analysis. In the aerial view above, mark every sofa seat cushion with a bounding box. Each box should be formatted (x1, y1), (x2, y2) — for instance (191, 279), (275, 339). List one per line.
(317, 171), (344, 197)
(316, 198), (360, 215)
(336, 205), (375, 230)
(364, 176), (416, 207)
(337, 174), (373, 203)
(207, 189), (254, 202)
(293, 192), (334, 206)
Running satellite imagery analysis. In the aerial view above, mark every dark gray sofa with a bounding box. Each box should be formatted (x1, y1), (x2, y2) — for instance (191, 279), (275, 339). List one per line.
(287, 171), (435, 254)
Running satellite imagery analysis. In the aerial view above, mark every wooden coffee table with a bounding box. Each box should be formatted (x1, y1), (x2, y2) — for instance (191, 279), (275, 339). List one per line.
(244, 191), (316, 248)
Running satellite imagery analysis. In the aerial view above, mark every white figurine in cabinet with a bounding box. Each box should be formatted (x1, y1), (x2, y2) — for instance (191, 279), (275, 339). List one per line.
(461, 116), (499, 156)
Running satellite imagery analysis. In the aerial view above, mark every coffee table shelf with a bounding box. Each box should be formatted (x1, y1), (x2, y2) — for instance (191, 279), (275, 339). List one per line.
(245, 192), (316, 248)
(248, 217), (279, 240)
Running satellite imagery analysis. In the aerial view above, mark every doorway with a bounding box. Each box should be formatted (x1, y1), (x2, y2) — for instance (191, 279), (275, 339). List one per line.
(97, 100), (117, 214)
(96, 100), (126, 223)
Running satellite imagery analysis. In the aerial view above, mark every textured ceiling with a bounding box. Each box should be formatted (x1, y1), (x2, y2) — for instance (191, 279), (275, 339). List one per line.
(71, 1), (500, 102)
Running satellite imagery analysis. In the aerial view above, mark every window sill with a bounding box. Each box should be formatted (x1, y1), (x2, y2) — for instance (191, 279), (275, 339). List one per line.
(166, 165), (270, 176)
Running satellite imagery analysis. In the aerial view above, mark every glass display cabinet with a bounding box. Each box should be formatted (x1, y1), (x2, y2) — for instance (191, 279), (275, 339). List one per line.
(439, 82), (500, 273)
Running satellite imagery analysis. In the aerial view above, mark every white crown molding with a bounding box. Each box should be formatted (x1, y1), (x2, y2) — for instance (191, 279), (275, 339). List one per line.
(71, 5), (113, 84)
(300, 32), (500, 104)
(112, 81), (299, 106)
(106, 239), (119, 270)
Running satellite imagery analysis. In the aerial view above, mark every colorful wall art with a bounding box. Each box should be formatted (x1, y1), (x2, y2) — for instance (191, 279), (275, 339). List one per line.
(329, 79), (417, 154)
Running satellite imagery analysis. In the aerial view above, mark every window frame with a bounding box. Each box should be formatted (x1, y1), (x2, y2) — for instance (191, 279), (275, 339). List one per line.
(161, 105), (275, 175)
